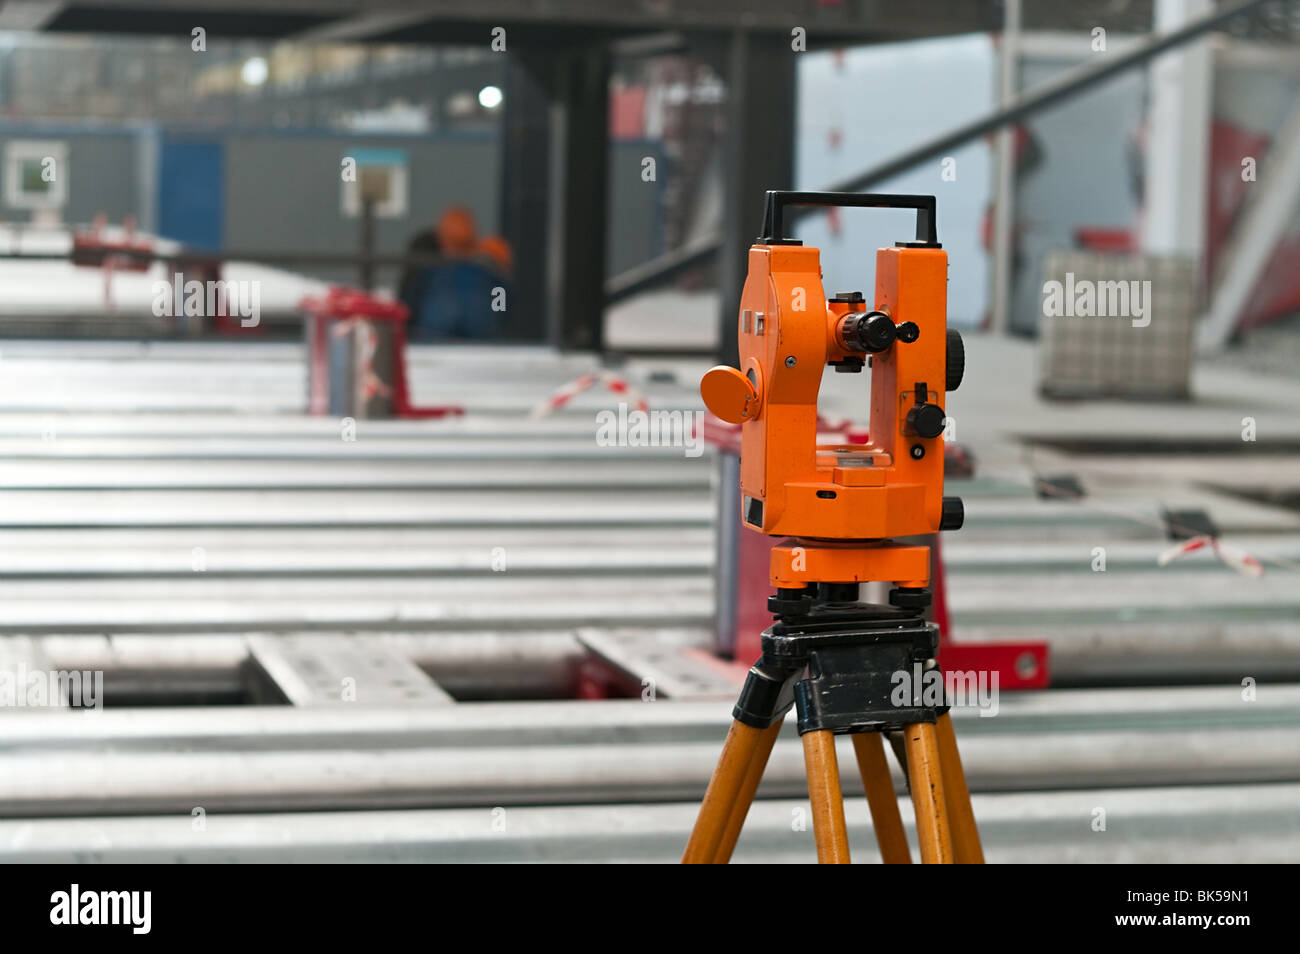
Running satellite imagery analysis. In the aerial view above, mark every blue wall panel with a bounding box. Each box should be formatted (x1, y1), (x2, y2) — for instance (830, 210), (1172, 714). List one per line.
(158, 140), (224, 249)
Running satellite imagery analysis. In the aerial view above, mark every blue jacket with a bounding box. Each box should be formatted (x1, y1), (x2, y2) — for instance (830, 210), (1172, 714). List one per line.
(406, 260), (507, 341)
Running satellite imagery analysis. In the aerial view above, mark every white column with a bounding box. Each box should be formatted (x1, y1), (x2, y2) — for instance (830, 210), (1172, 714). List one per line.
(988, 0), (1021, 335)
(1140, 0), (1213, 260)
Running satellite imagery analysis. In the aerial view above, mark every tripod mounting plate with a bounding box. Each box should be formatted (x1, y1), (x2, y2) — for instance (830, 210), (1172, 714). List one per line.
(733, 612), (946, 735)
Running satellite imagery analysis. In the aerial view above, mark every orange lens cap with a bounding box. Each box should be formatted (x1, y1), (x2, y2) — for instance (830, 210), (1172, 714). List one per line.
(700, 365), (757, 423)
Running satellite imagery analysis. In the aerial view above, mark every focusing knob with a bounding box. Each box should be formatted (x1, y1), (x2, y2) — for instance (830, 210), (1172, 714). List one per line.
(852, 315), (894, 353)
(940, 496), (965, 532)
(905, 402), (946, 439)
(946, 329), (965, 392)
(839, 312), (923, 354)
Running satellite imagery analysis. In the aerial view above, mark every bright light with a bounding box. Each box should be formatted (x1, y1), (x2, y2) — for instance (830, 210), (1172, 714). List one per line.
(241, 57), (269, 87)
(478, 85), (503, 109)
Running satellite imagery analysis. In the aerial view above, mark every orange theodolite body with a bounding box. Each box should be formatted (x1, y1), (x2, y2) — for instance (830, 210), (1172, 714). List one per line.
(701, 193), (956, 553)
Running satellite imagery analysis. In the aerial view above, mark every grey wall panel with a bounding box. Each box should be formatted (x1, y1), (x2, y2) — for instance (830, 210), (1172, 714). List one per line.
(222, 132), (501, 291)
(607, 140), (664, 277)
(1, 124), (667, 349)
(0, 129), (139, 225)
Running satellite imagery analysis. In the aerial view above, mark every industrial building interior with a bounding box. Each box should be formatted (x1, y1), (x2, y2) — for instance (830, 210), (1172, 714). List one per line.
(0, 0), (1297, 871)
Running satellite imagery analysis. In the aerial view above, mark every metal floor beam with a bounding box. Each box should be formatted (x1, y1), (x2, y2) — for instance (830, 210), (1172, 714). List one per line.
(1, 687), (1296, 817)
(3, 783), (1297, 863)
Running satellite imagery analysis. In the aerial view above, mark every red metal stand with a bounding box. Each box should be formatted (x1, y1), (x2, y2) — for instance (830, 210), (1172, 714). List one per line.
(299, 286), (464, 419)
(71, 215), (153, 272)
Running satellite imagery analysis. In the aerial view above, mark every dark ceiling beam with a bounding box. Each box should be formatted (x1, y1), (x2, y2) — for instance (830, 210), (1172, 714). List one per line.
(39, 0), (1003, 42)
(288, 11), (434, 44)
(43, 7), (340, 37)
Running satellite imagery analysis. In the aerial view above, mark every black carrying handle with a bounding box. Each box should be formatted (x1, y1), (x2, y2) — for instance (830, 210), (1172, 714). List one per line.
(759, 190), (939, 247)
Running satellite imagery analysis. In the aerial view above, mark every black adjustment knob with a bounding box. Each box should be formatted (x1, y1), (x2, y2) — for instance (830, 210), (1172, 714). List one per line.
(905, 402), (946, 438)
(946, 328), (965, 392)
(940, 496), (964, 532)
(841, 314), (924, 354)
(838, 311), (896, 353)
(857, 315), (899, 353)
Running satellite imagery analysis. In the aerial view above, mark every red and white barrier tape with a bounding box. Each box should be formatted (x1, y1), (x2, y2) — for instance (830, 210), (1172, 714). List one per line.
(1157, 534), (1265, 578)
(531, 371), (649, 420)
(332, 318), (393, 402)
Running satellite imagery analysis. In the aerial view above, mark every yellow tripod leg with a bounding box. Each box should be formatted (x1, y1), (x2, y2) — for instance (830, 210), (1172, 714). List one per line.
(851, 732), (912, 864)
(935, 712), (984, 864)
(802, 729), (851, 864)
(711, 716), (784, 863)
(683, 719), (777, 863)
(904, 721), (953, 864)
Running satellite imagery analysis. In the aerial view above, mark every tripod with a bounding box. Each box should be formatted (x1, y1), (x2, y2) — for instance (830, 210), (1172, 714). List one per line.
(683, 571), (984, 864)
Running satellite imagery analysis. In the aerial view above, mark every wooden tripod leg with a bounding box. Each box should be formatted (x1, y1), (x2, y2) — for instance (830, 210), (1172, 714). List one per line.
(711, 717), (784, 863)
(850, 733), (912, 864)
(903, 721), (953, 864)
(935, 712), (984, 864)
(683, 720), (777, 863)
(802, 730), (851, 864)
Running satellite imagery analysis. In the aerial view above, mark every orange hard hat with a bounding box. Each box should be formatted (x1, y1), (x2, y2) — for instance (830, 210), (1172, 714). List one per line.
(478, 235), (513, 272)
(436, 206), (477, 254)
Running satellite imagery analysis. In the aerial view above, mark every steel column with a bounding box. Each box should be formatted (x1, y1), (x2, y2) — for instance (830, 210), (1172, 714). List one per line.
(545, 45), (611, 352)
(715, 29), (795, 367)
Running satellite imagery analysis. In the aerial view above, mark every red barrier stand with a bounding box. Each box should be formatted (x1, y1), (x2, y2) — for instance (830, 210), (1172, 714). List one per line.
(71, 214), (153, 272)
(299, 286), (464, 420)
